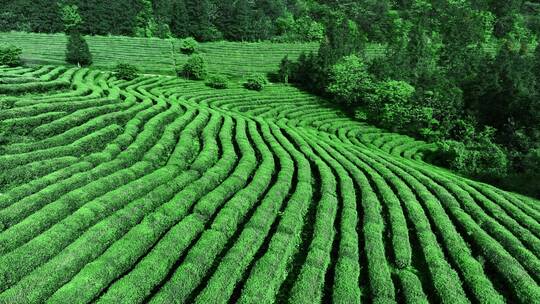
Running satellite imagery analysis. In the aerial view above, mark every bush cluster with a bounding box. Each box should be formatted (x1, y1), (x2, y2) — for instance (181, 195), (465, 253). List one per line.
(179, 37), (198, 55)
(113, 63), (139, 80)
(178, 54), (207, 80)
(0, 45), (22, 67)
(435, 127), (509, 181)
(205, 75), (228, 89)
(243, 74), (268, 91)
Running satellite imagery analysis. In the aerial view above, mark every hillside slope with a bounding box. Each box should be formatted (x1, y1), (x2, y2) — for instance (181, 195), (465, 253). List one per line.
(0, 32), (387, 77)
(0, 65), (539, 304)
(0, 32), (321, 76)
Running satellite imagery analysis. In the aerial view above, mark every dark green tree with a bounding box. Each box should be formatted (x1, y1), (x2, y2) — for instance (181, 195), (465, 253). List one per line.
(185, 0), (215, 41)
(134, 0), (157, 37)
(170, 0), (190, 38)
(256, 0), (286, 19)
(231, 0), (255, 41)
(65, 31), (92, 66)
(278, 55), (294, 83)
(60, 4), (83, 32)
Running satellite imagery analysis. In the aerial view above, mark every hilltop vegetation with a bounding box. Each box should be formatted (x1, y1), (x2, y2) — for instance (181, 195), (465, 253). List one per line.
(0, 0), (325, 42)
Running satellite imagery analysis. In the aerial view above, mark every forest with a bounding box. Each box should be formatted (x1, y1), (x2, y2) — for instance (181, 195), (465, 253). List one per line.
(1, 0), (539, 198)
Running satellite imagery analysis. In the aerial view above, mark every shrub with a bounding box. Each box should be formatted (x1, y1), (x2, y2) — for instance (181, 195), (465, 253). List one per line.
(377, 103), (440, 140)
(60, 4), (82, 32)
(114, 63), (139, 80)
(179, 37), (198, 55)
(66, 31), (92, 66)
(0, 45), (22, 67)
(436, 127), (509, 181)
(361, 80), (441, 139)
(205, 75), (228, 89)
(274, 14), (325, 42)
(448, 118), (476, 142)
(178, 54), (207, 80)
(243, 74), (268, 91)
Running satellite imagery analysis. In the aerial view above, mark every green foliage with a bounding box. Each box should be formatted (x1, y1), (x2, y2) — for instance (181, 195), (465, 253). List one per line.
(65, 31), (92, 66)
(134, 0), (157, 37)
(327, 55), (373, 105)
(437, 127), (509, 181)
(205, 74), (229, 89)
(362, 80), (441, 140)
(178, 54), (207, 80)
(113, 63), (139, 81)
(243, 73), (268, 91)
(275, 13), (325, 42)
(179, 37), (199, 55)
(60, 4), (82, 32)
(363, 80), (440, 139)
(0, 45), (22, 67)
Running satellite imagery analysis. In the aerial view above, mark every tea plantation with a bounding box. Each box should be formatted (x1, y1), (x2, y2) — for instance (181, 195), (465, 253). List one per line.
(0, 62), (539, 304)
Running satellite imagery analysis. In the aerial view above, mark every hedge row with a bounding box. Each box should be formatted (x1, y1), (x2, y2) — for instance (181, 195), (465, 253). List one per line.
(3, 99), (132, 155)
(299, 129), (397, 304)
(146, 119), (265, 303)
(187, 122), (293, 304)
(20, 111), (214, 303)
(0, 99), (155, 210)
(0, 79), (70, 94)
(332, 142), (471, 303)
(0, 106), (191, 296)
(238, 123), (313, 303)
(0, 103), (178, 246)
(96, 114), (239, 303)
(376, 153), (540, 302)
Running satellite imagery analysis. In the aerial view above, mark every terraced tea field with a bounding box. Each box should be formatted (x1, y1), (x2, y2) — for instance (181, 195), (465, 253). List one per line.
(0, 64), (539, 304)
(0, 32), (387, 78)
(0, 32), (320, 76)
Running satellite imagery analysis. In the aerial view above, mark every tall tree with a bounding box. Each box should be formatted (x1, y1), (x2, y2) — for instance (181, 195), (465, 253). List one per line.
(185, 0), (214, 41)
(233, 0), (255, 41)
(170, 0), (190, 38)
(134, 0), (157, 37)
(65, 30), (93, 66)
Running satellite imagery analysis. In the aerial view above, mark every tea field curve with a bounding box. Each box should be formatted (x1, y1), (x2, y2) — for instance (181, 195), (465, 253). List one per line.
(0, 65), (539, 304)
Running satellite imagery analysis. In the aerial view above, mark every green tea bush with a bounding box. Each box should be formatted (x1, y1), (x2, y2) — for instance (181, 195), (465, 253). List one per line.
(179, 37), (198, 55)
(0, 80), (70, 95)
(113, 63), (139, 80)
(0, 45), (22, 67)
(178, 54), (206, 80)
(243, 74), (268, 91)
(205, 74), (228, 89)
